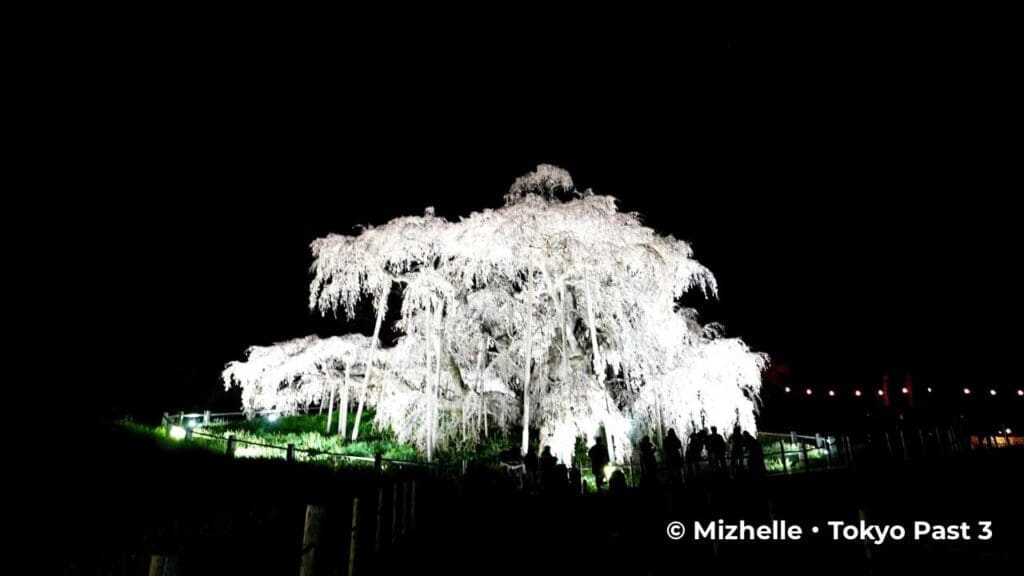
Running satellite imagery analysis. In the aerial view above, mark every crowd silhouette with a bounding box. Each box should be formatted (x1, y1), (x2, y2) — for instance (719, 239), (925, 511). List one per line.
(500, 425), (767, 495)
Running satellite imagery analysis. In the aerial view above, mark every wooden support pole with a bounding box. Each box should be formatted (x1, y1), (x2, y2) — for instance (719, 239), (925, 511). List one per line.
(410, 481), (417, 532)
(391, 481), (399, 545)
(348, 498), (360, 576)
(401, 482), (409, 537)
(375, 486), (384, 553)
(149, 554), (178, 576)
(299, 505), (326, 576)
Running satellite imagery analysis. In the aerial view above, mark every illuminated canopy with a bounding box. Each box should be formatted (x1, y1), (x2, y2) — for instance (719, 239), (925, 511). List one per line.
(225, 165), (766, 463)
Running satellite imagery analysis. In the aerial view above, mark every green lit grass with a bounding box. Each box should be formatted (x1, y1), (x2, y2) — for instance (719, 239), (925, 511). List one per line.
(123, 415), (831, 476)
(123, 412), (509, 469)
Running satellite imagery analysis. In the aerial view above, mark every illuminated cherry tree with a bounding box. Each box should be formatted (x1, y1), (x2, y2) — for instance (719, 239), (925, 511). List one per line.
(227, 165), (766, 463)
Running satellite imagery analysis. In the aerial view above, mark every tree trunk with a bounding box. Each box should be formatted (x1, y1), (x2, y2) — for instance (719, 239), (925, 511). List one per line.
(326, 376), (337, 434)
(521, 259), (534, 457)
(475, 340), (486, 437)
(428, 301), (444, 462)
(584, 272), (603, 376)
(424, 323), (434, 462)
(559, 285), (570, 385)
(339, 363), (351, 437)
(604, 395), (618, 464)
(352, 282), (388, 442)
(585, 272), (618, 463)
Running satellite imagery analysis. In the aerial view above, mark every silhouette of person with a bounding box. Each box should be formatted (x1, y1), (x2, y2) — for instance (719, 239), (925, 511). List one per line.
(708, 426), (727, 473)
(553, 463), (569, 494)
(609, 468), (627, 496)
(730, 425), (745, 474)
(524, 446), (539, 490)
(569, 466), (583, 495)
(639, 435), (658, 486)
(588, 437), (610, 491)
(685, 428), (705, 479)
(663, 428), (683, 484)
(540, 445), (557, 490)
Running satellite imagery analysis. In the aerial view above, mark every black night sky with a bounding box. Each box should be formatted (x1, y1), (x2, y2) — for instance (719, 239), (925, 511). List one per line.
(69, 31), (1020, 421)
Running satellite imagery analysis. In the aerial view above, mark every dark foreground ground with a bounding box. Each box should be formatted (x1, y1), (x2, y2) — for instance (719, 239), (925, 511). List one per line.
(56, 422), (1022, 575)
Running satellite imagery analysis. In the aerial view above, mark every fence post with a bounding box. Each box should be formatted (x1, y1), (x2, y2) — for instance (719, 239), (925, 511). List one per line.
(374, 452), (382, 475)
(226, 435), (236, 458)
(149, 554), (178, 576)
(401, 482), (408, 537)
(299, 505), (326, 576)
(859, 508), (873, 562)
(375, 486), (384, 553)
(203, 410), (210, 425)
(287, 444), (296, 463)
(779, 439), (788, 474)
(391, 481), (399, 545)
(800, 442), (811, 473)
(185, 427), (194, 441)
(410, 481), (417, 533)
(348, 498), (360, 576)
